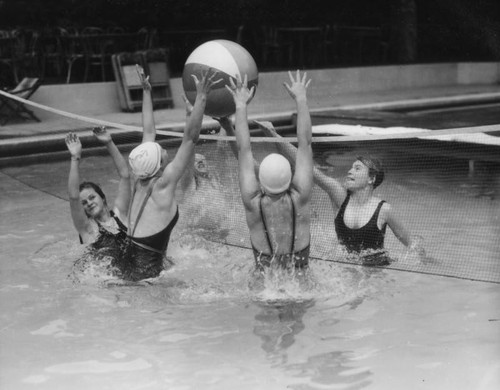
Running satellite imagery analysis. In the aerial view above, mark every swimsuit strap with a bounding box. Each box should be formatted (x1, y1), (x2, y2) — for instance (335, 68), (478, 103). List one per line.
(110, 210), (127, 232)
(259, 195), (274, 253)
(259, 192), (296, 254)
(373, 199), (386, 227)
(128, 177), (160, 237)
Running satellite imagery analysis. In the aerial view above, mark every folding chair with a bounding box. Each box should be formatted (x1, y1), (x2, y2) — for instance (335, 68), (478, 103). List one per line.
(0, 77), (41, 125)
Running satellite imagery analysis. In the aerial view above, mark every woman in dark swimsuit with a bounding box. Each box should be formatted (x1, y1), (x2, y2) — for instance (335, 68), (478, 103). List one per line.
(122, 67), (221, 281)
(315, 156), (417, 265)
(65, 127), (130, 271)
(65, 127), (130, 246)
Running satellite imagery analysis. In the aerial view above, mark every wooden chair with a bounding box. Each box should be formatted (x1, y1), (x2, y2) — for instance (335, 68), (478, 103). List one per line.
(81, 27), (109, 81)
(111, 49), (173, 112)
(58, 27), (86, 83)
(0, 77), (41, 125)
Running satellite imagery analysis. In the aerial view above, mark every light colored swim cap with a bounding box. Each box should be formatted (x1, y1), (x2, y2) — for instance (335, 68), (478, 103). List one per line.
(128, 142), (164, 179)
(258, 153), (292, 194)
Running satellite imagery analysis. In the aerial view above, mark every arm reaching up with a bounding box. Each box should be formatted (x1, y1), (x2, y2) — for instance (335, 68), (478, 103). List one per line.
(225, 74), (260, 206)
(92, 126), (130, 219)
(160, 69), (222, 186)
(65, 132), (91, 238)
(283, 70), (313, 203)
(137, 65), (155, 143)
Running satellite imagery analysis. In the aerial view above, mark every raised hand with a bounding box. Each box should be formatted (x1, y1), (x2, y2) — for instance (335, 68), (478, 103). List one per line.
(283, 70), (311, 101)
(92, 126), (112, 144)
(136, 64), (151, 91)
(225, 74), (255, 107)
(65, 132), (82, 158)
(191, 68), (223, 98)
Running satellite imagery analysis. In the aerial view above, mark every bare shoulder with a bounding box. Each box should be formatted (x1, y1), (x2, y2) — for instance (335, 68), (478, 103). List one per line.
(378, 199), (393, 222)
(244, 190), (262, 212)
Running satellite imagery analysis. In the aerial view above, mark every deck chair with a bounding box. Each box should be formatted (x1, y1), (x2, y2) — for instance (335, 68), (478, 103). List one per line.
(0, 77), (41, 125)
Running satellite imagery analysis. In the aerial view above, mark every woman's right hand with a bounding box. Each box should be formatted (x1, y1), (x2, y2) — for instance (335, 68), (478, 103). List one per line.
(226, 74), (255, 107)
(284, 70), (311, 102)
(65, 132), (82, 158)
(136, 64), (151, 91)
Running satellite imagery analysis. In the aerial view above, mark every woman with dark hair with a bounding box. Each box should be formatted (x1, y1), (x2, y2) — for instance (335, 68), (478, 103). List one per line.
(65, 127), (130, 255)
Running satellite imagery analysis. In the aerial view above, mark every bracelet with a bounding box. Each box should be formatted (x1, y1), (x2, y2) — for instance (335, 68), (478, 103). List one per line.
(71, 156), (81, 161)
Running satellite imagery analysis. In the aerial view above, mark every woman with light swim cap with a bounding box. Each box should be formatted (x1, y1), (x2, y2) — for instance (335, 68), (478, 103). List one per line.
(254, 120), (425, 266)
(65, 126), (130, 262)
(120, 66), (222, 281)
(226, 70), (314, 272)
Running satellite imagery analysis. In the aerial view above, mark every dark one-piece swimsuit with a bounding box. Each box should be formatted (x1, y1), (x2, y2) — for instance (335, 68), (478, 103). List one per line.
(252, 192), (310, 271)
(334, 193), (391, 266)
(118, 177), (179, 282)
(79, 210), (128, 265)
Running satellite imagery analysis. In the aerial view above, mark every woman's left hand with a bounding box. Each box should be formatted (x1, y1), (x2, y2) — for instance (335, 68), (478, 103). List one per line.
(92, 126), (111, 144)
(65, 132), (82, 158)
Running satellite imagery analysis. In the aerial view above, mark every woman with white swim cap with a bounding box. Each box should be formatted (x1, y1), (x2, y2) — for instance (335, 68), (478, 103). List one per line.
(121, 66), (222, 281)
(226, 70), (314, 272)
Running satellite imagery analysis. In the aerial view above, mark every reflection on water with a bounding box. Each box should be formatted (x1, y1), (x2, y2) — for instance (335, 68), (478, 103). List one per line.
(253, 299), (315, 365)
(285, 351), (373, 390)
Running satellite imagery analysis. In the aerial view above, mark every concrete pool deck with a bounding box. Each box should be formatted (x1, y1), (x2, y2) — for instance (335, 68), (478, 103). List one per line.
(1, 62), (500, 164)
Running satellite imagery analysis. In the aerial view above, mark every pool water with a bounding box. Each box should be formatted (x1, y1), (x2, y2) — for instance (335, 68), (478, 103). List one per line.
(1, 148), (499, 389)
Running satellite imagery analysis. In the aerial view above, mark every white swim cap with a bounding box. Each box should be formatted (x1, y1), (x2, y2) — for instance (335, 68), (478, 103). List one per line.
(128, 142), (164, 179)
(258, 153), (292, 194)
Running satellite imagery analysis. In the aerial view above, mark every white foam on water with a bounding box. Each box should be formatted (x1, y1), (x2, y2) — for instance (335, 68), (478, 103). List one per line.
(30, 319), (84, 338)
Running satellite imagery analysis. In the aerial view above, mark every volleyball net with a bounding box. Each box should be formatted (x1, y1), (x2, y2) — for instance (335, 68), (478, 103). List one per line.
(1, 89), (499, 284)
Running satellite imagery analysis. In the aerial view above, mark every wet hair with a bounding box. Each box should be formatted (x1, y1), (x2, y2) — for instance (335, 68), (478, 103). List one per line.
(79, 181), (107, 205)
(356, 156), (384, 188)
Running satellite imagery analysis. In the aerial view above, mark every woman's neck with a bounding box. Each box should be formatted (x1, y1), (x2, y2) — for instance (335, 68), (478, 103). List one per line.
(349, 187), (373, 205)
(94, 208), (111, 224)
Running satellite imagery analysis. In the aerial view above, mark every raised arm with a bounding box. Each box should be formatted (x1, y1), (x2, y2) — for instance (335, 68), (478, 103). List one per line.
(283, 70), (313, 202)
(226, 74), (260, 206)
(178, 94), (196, 193)
(213, 116), (239, 157)
(137, 65), (155, 143)
(161, 69), (222, 185)
(255, 120), (347, 208)
(92, 127), (130, 219)
(65, 132), (91, 238)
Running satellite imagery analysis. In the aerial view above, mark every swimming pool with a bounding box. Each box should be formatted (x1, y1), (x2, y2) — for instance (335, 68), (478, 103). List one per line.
(1, 136), (499, 389)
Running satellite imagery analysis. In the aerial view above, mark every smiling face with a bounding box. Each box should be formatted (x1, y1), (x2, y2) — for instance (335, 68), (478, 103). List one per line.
(79, 187), (106, 218)
(344, 160), (374, 191)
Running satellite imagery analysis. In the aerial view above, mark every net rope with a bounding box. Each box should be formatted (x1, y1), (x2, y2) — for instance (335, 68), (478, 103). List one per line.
(1, 90), (499, 284)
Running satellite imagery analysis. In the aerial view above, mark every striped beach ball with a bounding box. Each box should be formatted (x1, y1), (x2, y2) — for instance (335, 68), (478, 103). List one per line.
(182, 40), (259, 117)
